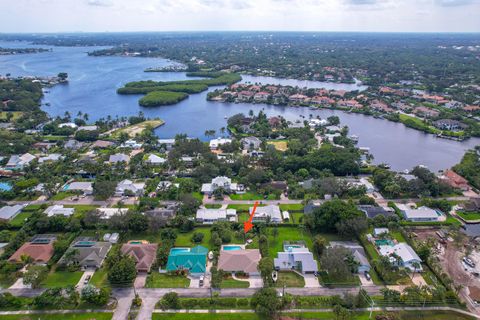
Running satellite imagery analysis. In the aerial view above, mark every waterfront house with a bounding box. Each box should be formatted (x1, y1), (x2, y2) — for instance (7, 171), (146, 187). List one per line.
(109, 153), (130, 164)
(433, 119), (467, 131)
(0, 204), (26, 221)
(209, 138), (232, 150)
(59, 238), (112, 269)
(308, 119), (328, 128)
(274, 241), (318, 274)
(43, 205), (75, 217)
(121, 242), (158, 272)
(237, 91), (254, 102)
(77, 125), (98, 131)
(201, 176), (243, 195)
(59, 122), (77, 129)
(439, 170), (470, 191)
(463, 197), (480, 213)
(268, 117), (282, 128)
(289, 94), (309, 103)
(122, 140), (143, 149)
(250, 205), (282, 223)
(254, 91), (270, 102)
(9, 235), (56, 265)
(158, 139), (176, 151)
(196, 208), (237, 224)
(337, 99), (362, 109)
(218, 248), (261, 276)
(413, 106), (440, 118)
(5, 153), (36, 170)
(166, 245), (208, 276)
(115, 179), (145, 197)
(311, 96), (335, 106)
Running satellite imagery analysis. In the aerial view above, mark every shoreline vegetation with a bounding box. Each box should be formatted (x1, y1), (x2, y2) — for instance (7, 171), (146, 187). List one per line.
(109, 119), (165, 138)
(0, 47), (50, 55)
(117, 71), (241, 107)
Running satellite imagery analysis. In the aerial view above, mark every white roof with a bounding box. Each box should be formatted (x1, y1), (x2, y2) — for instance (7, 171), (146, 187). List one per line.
(0, 204), (25, 220)
(402, 206), (438, 219)
(38, 154), (63, 163)
(77, 125), (98, 131)
(251, 205), (282, 222)
(109, 153), (130, 163)
(158, 139), (175, 144)
(147, 154), (166, 164)
(96, 208), (129, 219)
(58, 122), (77, 128)
(44, 205), (75, 217)
(209, 138), (232, 148)
(374, 228), (389, 236)
(68, 181), (93, 192)
(196, 208), (236, 220)
(379, 243), (421, 263)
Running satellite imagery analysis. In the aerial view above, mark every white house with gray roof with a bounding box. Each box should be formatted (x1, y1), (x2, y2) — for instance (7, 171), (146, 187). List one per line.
(201, 176), (243, 195)
(66, 181), (93, 195)
(274, 242), (318, 274)
(115, 179), (145, 197)
(251, 205), (282, 223)
(379, 243), (422, 272)
(44, 205), (75, 217)
(5, 153), (36, 170)
(397, 204), (441, 222)
(196, 208), (237, 224)
(109, 153), (130, 164)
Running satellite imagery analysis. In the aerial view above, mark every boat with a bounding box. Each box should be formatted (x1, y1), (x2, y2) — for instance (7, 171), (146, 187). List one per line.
(224, 116), (228, 119)
(272, 271), (278, 282)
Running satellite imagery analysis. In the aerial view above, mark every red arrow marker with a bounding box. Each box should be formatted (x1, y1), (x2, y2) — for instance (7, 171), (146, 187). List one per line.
(244, 201), (259, 233)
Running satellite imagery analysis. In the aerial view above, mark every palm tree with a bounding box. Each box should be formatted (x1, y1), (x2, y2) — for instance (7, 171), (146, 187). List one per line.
(410, 261), (421, 280)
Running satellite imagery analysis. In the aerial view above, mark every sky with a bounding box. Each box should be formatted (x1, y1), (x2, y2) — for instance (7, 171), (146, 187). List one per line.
(0, 0), (479, 33)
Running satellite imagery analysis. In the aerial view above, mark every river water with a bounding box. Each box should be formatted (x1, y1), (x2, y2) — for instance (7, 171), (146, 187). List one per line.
(0, 41), (479, 172)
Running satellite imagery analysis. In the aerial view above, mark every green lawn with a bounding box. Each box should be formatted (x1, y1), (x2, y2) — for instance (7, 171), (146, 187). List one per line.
(42, 270), (83, 288)
(247, 226), (338, 258)
(90, 267), (109, 288)
(145, 272), (190, 288)
(1, 313), (112, 320)
(204, 204), (222, 209)
(0, 111), (23, 120)
(64, 205), (99, 215)
(192, 192), (203, 201)
(457, 211), (480, 221)
(50, 191), (76, 200)
(290, 212), (304, 224)
(23, 204), (43, 211)
(221, 276), (249, 288)
(175, 228), (212, 248)
(230, 192), (278, 201)
(275, 271), (305, 287)
(390, 231), (407, 243)
(9, 212), (32, 228)
(279, 204), (304, 212)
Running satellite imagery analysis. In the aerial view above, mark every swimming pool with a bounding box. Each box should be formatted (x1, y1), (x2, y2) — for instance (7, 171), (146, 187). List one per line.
(170, 248), (191, 254)
(375, 239), (394, 247)
(0, 182), (12, 192)
(63, 184), (70, 191)
(223, 245), (242, 251)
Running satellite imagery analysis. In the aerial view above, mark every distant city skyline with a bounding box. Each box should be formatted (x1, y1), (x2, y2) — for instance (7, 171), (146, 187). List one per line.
(0, 0), (479, 33)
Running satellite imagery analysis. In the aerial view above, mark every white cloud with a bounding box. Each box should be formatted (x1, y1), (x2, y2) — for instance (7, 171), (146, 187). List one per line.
(87, 0), (114, 7)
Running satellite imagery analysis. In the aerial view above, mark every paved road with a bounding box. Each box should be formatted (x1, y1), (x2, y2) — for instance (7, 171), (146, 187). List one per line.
(112, 288), (134, 320)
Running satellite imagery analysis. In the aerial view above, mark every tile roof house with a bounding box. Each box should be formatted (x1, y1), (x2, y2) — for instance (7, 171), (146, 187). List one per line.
(5, 153), (36, 170)
(0, 204), (26, 221)
(121, 242), (158, 272)
(9, 236), (55, 265)
(43, 205), (75, 217)
(196, 208), (237, 224)
(115, 179), (145, 197)
(440, 170), (470, 191)
(218, 249), (261, 275)
(251, 205), (282, 223)
(166, 245), (208, 275)
(59, 239), (112, 269)
(274, 242), (318, 274)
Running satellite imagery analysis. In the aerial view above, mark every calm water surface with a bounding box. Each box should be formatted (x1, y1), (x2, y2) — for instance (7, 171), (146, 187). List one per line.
(0, 41), (479, 171)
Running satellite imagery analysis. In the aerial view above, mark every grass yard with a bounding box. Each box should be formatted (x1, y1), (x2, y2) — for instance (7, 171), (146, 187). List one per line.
(1, 313), (112, 320)
(457, 211), (480, 221)
(290, 212), (304, 224)
(275, 271), (305, 287)
(145, 272), (190, 288)
(390, 230), (407, 243)
(9, 212), (32, 228)
(0, 111), (23, 120)
(204, 204), (222, 209)
(267, 140), (288, 151)
(50, 191), (76, 201)
(111, 119), (164, 138)
(279, 204), (304, 212)
(175, 227), (212, 248)
(230, 192), (279, 201)
(42, 270), (83, 288)
(221, 275), (249, 288)
(191, 192), (203, 201)
(90, 267), (109, 288)
(65, 205), (99, 215)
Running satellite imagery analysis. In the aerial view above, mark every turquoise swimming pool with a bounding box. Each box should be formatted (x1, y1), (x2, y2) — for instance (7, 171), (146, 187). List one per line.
(63, 184), (70, 191)
(170, 247), (190, 254)
(0, 182), (12, 192)
(223, 245), (242, 251)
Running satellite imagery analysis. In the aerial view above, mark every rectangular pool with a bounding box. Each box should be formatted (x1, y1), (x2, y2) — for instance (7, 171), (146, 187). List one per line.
(223, 245), (242, 251)
(170, 248), (191, 254)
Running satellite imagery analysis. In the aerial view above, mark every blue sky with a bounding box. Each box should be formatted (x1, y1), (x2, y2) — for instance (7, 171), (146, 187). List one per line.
(0, 0), (479, 33)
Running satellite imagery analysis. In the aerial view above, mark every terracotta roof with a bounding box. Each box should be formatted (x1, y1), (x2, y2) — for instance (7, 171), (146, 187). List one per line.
(121, 243), (158, 272)
(9, 242), (54, 263)
(218, 249), (261, 273)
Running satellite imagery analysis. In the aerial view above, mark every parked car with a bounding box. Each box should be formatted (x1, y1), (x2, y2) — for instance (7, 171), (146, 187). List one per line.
(84, 275), (91, 285)
(199, 275), (204, 287)
(463, 257), (476, 268)
(364, 271), (371, 281)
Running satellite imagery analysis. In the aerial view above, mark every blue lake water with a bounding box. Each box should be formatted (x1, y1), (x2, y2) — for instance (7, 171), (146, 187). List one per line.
(0, 41), (479, 171)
